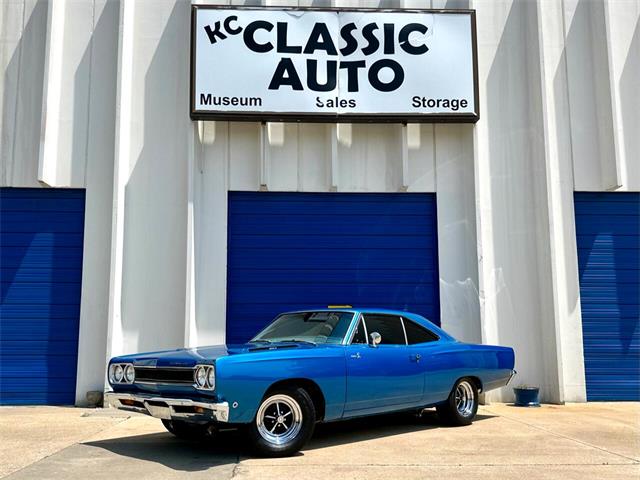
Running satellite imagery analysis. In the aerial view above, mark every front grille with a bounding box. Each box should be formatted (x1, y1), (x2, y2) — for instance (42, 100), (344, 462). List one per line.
(134, 367), (194, 385)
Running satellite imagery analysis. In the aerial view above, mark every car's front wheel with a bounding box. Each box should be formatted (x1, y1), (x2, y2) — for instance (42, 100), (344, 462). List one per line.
(436, 377), (479, 426)
(161, 419), (214, 440)
(247, 387), (316, 457)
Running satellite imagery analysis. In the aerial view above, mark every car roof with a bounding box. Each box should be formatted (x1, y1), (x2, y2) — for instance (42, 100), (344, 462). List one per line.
(280, 308), (455, 341)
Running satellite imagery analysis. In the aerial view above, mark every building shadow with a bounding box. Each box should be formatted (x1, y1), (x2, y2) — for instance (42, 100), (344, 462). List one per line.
(83, 409), (495, 472)
(119, 1), (191, 353)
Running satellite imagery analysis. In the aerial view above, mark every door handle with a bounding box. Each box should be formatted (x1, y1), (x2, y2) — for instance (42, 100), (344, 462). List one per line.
(350, 352), (362, 359)
(410, 354), (421, 362)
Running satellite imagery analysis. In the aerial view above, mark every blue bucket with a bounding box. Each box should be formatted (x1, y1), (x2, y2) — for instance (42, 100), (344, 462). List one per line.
(513, 386), (540, 407)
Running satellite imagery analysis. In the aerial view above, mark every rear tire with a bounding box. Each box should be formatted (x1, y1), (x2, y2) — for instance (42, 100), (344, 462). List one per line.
(161, 419), (214, 440)
(247, 387), (316, 457)
(436, 378), (478, 426)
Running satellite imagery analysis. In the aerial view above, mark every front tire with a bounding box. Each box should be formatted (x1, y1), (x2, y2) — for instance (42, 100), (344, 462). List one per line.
(161, 419), (213, 441)
(247, 387), (316, 457)
(436, 378), (479, 426)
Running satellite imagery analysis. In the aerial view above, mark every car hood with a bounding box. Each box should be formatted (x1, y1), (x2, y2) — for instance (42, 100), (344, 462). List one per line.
(111, 342), (319, 368)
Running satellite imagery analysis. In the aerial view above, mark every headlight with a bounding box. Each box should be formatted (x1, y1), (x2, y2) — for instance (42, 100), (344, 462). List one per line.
(109, 363), (134, 384)
(124, 364), (135, 383)
(207, 367), (215, 389)
(194, 365), (215, 390)
(114, 364), (124, 382)
(195, 366), (207, 387)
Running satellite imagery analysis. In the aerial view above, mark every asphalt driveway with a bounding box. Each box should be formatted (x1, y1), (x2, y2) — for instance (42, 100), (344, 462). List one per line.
(1, 403), (638, 479)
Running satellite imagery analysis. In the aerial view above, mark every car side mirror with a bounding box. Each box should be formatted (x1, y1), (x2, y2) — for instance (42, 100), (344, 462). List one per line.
(369, 332), (382, 347)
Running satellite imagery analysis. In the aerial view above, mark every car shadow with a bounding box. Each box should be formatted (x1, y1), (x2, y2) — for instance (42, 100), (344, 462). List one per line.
(83, 429), (241, 472)
(306, 409), (493, 451)
(83, 410), (495, 472)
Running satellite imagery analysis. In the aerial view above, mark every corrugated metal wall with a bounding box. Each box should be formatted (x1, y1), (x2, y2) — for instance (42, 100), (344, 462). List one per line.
(575, 192), (639, 401)
(226, 192), (440, 343)
(0, 188), (85, 405)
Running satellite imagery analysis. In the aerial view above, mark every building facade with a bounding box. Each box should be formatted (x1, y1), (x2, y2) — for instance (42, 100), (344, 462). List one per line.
(1, 0), (638, 406)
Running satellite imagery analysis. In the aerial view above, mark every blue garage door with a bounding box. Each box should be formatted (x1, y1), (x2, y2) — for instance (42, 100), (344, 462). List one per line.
(226, 192), (439, 344)
(575, 192), (639, 401)
(1, 188), (85, 405)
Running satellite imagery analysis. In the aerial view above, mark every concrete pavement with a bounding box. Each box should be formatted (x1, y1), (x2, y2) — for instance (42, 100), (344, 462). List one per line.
(1, 403), (638, 479)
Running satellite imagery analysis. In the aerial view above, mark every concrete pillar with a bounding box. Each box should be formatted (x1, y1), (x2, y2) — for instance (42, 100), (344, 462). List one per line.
(603, 0), (640, 190)
(472, 0), (559, 402)
(106, 0), (191, 364)
(192, 121), (230, 346)
(535, 0), (587, 402)
(73, 0), (119, 405)
(435, 124), (482, 343)
(105, 0), (135, 366)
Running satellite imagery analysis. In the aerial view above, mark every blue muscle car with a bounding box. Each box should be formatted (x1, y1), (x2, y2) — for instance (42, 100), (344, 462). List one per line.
(105, 309), (515, 456)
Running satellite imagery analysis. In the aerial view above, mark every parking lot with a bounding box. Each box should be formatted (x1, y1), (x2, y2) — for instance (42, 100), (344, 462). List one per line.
(1, 403), (638, 480)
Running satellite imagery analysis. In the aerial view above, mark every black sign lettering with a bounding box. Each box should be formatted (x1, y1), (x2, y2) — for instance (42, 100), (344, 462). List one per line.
(339, 22), (358, 56)
(223, 15), (242, 35)
(268, 57), (304, 90)
(399, 23), (429, 55)
(361, 23), (380, 56)
(339, 61), (366, 92)
(368, 59), (404, 92)
(243, 20), (274, 53)
(383, 24), (395, 54)
(204, 21), (227, 44)
(303, 23), (338, 55)
(277, 22), (302, 53)
(307, 60), (337, 92)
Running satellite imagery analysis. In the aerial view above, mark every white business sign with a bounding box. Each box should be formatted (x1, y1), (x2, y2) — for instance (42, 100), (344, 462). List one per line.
(191, 7), (478, 122)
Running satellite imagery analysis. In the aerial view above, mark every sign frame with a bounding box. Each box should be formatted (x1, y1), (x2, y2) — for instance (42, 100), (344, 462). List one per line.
(190, 5), (479, 123)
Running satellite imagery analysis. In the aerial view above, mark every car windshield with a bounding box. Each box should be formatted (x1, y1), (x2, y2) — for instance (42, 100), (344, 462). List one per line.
(251, 311), (355, 345)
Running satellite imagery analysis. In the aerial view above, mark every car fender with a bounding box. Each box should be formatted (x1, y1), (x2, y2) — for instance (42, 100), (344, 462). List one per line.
(215, 348), (346, 423)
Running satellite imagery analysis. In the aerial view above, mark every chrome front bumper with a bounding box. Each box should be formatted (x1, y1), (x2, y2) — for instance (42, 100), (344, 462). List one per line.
(104, 392), (229, 423)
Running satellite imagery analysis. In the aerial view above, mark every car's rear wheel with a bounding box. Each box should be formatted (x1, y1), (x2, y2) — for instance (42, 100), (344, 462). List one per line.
(436, 378), (479, 426)
(247, 387), (316, 457)
(161, 419), (214, 440)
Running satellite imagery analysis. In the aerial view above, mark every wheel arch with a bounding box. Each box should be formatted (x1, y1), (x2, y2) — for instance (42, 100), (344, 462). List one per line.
(264, 378), (326, 422)
(460, 375), (483, 394)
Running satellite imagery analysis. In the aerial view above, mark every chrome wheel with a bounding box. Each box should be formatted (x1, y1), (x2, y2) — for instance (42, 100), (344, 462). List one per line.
(455, 380), (475, 417)
(256, 394), (303, 445)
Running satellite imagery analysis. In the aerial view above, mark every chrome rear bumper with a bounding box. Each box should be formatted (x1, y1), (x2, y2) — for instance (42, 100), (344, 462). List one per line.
(104, 392), (229, 423)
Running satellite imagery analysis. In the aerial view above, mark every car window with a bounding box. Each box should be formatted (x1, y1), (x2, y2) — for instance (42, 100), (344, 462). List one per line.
(362, 315), (406, 345)
(351, 319), (367, 344)
(403, 318), (439, 344)
(252, 311), (354, 344)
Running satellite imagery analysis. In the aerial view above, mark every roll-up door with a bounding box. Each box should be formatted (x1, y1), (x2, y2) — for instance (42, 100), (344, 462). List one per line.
(1, 188), (85, 405)
(575, 192), (639, 401)
(226, 192), (439, 344)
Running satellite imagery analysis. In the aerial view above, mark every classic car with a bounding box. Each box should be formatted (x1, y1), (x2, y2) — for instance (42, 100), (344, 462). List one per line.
(105, 308), (516, 456)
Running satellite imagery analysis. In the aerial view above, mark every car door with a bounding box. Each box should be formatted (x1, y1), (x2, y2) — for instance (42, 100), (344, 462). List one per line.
(344, 314), (424, 415)
(401, 316), (451, 405)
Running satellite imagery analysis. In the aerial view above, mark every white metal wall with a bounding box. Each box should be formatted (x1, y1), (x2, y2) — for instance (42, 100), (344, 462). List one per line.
(1, 0), (638, 405)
